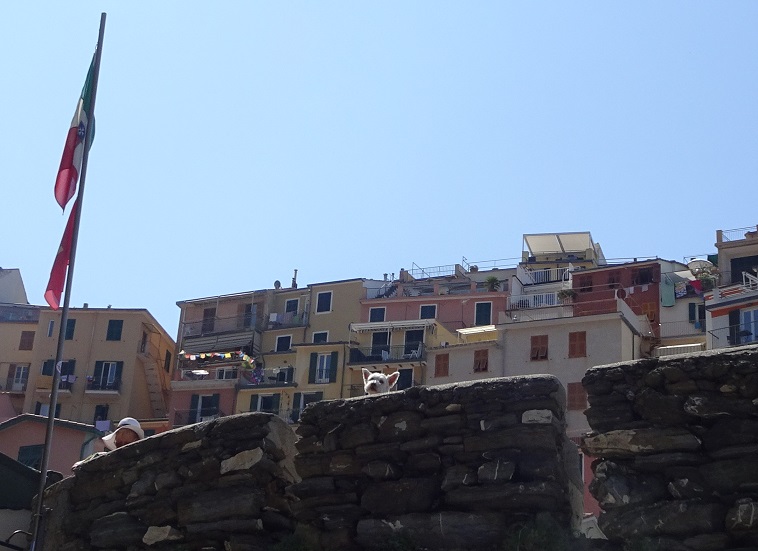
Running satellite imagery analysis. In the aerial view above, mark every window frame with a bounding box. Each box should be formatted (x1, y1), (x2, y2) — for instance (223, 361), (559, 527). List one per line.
(312, 331), (328, 344)
(65, 318), (76, 340)
(316, 291), (332, 313)
(106, 319), (123, 341)
(474, 302), (492, 326)
(19, 331), (35, 351)
(275, 335), (292, 352)
(285, 298), (299, 314)
(369, 307), (385, 322)
(434, 353), (449, 377)
(530, 335), (549, 361)
(473, 349), (489, 372)
(567, 382), (588, 411)
(315, 354), (331, 383)
(216, 367), (238, 380)
(419, 304), (437, 320)
(568, 331), (587, 358)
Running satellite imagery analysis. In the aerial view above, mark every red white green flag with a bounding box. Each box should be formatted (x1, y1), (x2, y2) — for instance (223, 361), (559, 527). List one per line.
(44, 199), (77, 309)
(54, 56), (95, 210)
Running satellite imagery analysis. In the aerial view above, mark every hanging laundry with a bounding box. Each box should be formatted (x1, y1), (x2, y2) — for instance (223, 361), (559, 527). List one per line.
(674, 281), (688, 298)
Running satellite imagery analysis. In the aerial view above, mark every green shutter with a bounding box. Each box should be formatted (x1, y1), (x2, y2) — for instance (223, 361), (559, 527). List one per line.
(309, 353), (317, 383)
(35, 402), (41, 414)
(212, 394), (220, 411)
(329, 351), (339, 382)
(249, 395), (258, 412)
(315, 391), (323, 401)
(93, 361), (103, 380)
(190, 394), (199, 420)
(688, 303), (697, 322)
(272, 394), (281, 414)
(292, 392), (302, 422)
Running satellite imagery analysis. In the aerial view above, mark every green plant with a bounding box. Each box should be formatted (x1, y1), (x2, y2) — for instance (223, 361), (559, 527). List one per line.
(485, 276), (501, 291)
(557, 288), (577, 300)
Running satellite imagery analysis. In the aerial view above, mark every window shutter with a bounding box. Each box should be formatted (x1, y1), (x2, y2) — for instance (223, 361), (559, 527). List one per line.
(35, 402), (41, 415)
(688, 303), (697, 322)
(292, 392), (302, 422)
(211, 394), (220, 409)
(8, 364), (16, 380)
(190, 394), (199, 419)
(115, 362), (124, 381)
(249, 395), (259, 412)
(309, 353), (317, 383)
(315, 391), (323, 401)
(271, 394), (281, 414)
(94, 361), (104, 380)
(42, 360), (55, 376)
(329, 352), (339, 382)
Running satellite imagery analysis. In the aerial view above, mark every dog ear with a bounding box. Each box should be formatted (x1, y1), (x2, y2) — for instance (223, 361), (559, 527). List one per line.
(362, 368), (372, 383)
(387, 371), (401, 388)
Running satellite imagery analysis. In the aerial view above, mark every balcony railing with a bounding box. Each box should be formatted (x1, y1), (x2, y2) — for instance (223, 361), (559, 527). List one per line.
(517, 265), (571, 286)
(86, 378), (122, 392)
(268, 311), (308, 329)
(709, 324), (758, 349)
(238, 367), (296, 388)
(181, 313), (257, 338)
(349, 343), (426, 364)
(717, 225), (758, 243)
(508, 292), (568, 310)
(4, 378), (28, 393)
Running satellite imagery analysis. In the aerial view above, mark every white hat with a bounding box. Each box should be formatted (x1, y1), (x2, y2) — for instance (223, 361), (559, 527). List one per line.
(102, 417), (145, 450)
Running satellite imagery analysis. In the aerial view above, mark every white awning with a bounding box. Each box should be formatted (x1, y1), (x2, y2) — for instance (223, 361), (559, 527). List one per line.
(457, 325), (496, 336)
(349, 320), (436, 333)
(524, 232), (593, 255)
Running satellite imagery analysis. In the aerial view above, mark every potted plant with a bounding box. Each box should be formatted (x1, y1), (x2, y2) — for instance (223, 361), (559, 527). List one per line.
(485, 276), (500, 292)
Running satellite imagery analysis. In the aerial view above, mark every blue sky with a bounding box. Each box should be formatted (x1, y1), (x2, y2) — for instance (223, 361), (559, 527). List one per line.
(4, 2), (758, 336)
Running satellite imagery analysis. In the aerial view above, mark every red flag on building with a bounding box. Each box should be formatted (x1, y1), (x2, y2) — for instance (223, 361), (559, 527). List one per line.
(54, 57), (95, 211)
(44, 201), (77, 309)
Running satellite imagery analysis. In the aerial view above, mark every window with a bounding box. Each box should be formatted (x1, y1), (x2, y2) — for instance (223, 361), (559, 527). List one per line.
(250, 393), (280, 414)
(434, 353), (449, 377)
(568, 331), (587, 358)
(8, 364), (29, 392)
(94, 404), (109, 423)
(19, 331), (35, 351)
(35, 402), (61, 418)
(239, 303), (254, 329)
(578, 275), (593, 293)
(316, 291), (332, 313)
(607, 272), (620, 289)
(202, 308), (216, 333)
(275, 335), (292, 352)
(18, 444), (44, 470)
(216, 367), (238, 380)
(369, 307), (385, 322)
(530, 335), (548, 361)
(474, 302), (492, 326)
(292, 391), (323, 422)
(42, 360), (55, 376)
(47, 320), (54, 338)
(92, 361), (123, 390)
(420, 305), (437, 320)
(65, 318), (76, 340)
(164, 350), (172, 372)
(567, 382), (588, 411)
(632, 267), (654, 285)
(473, 349), (489, 372)
(309, 351), (338, 384)
(190, 393), (220, 423)
(106, 320), (123, 341)
(285, 299), (299, 314)
(312, 331), (328, 344)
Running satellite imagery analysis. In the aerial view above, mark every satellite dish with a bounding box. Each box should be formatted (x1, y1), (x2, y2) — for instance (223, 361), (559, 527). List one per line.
(687, 258), (714, 275)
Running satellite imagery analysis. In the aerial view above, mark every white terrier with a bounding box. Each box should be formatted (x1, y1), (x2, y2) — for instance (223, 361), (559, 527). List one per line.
(362, 368), (400, 395)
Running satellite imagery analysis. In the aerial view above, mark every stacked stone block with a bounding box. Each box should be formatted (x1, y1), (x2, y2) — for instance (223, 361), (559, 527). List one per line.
(39, 412), (299, 551)
(290, 375), (582, 550)
(581, 345), (758, 550)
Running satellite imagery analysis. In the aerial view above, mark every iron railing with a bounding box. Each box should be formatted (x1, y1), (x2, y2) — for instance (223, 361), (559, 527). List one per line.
(348, 343), (426, 364)
(238, 367), (296, 388)
(267, 311), (308, 329)
(709, 324), (758, 348)
(181, 313), (258, 337)
(4, 378), (27, 393)
(86, 378), (122, 391)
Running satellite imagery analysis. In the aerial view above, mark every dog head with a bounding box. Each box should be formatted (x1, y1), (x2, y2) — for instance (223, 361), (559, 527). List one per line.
(362, 368), (400, 395)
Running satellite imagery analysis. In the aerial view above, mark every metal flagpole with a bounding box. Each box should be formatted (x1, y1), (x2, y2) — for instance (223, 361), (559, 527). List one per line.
(30, 12), (107, 550)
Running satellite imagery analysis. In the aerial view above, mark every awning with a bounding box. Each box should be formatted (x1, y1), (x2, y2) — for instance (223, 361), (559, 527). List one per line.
(457, 325), (496, 336)
(349, 320), (436, 333)
(181, 334), (253, 354)
(524, 232), (593, 255)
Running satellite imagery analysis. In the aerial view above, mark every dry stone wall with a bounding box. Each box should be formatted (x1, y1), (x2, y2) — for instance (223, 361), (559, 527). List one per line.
(581, 345), (758, 551)
(37, 375), (582, 551)
(291, 376), (583, 550)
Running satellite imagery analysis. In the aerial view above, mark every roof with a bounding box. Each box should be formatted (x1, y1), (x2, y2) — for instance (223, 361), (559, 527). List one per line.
(0, 414), (103, 436)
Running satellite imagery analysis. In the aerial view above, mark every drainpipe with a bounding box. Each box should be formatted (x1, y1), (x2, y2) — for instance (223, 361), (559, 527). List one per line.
(339, 343), (347, 399)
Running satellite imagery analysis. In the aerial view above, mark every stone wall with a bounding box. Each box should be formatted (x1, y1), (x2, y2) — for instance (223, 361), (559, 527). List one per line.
(581, 345), (758, 550)
(37, 375), (582, 551)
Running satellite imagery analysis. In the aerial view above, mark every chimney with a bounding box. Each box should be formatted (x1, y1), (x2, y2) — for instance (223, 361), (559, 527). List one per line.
(292, 269), (298, 289)
(83, 303), (89, 309)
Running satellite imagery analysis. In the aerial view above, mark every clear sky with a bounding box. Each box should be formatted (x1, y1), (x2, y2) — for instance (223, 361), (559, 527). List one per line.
(4, 2), (758, 337)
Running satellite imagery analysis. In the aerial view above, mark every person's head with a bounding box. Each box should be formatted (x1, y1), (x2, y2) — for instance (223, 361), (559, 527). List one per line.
(102, 417), (145, 450)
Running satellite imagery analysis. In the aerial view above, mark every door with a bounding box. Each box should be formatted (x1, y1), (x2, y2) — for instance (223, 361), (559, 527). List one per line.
(404, 329), (424, 356)
(371, 331), (390, 359)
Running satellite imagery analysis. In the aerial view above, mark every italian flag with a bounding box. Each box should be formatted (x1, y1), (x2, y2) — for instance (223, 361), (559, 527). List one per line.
(54, 56), (95, 210)
(45, 199), (77, 309)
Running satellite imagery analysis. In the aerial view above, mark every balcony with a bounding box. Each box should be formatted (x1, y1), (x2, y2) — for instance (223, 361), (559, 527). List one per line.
(709, 324), (758, 349)
(86, 378), (122, 392)
(4, 378), (28, 393)
(348, 343), (426, 364)
(238, 366), (296, 389)
(267, 311), (308, 330)
(180, 313), (258, 354)
(517, 265), (571, 286)
(659, 320), (706, 338)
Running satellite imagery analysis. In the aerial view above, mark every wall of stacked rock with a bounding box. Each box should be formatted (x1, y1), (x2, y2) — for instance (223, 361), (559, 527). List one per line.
(581, 345), (758, 551)
(38, 413), (300, 551)
(291, 375), (583, 550)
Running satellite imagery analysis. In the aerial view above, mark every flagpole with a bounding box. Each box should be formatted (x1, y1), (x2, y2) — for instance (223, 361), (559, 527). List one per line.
(31, 13), (107, 550)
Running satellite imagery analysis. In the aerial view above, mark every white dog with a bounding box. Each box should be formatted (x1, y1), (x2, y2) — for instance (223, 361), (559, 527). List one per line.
(362, 368), (400, 395)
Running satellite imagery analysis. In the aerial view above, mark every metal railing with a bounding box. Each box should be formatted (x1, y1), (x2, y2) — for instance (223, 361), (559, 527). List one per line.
(86, 378), (122, 391)
(517, 265), (571, 286)
(709, 324), (758, 348)
(508, 292), (566, 310)
(181, 313), (258, 338)
(718, 225), (758, 243)
(238, 367), (296, 388)
(267, 311), (308, 329)
(348, 343), (426, 364)
(4, 378), (27, 393)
